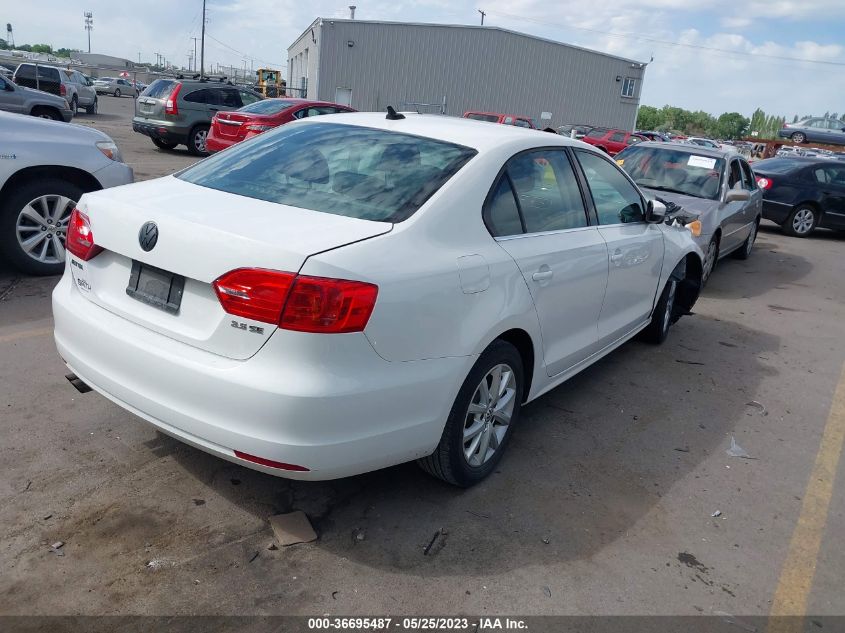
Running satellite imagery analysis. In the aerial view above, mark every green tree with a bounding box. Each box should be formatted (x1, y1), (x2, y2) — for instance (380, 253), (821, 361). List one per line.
(0, 38), (7, 50)
(636, 105), (661, 130)
(715, 112), (749, 139)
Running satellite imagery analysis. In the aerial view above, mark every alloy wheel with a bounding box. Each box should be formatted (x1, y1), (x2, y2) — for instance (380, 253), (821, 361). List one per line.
(792, 208), (814, 235)
(15, 194), (75, 264)
(195, 128), (208, 153)
(463, 364), (516, 467)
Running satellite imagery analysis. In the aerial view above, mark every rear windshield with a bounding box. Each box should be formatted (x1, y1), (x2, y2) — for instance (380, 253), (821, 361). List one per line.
(616, 145), (725, 200)
(753, 158), (803, 174)
(141, 79), (176, 99)
(178, 122), (477, 223)
(465, 113), (499, 123)
(240, 99), (299, 115)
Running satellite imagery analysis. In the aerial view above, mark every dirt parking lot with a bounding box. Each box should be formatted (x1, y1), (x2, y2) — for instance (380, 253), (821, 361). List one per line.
(1, 96), (844, 620)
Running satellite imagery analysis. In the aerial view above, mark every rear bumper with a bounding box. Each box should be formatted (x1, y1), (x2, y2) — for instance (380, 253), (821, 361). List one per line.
(132, 118), (189, 144)
(52, 269), (469, 480)
(206, 132), (236, 153)
(762, 199), (792, 224)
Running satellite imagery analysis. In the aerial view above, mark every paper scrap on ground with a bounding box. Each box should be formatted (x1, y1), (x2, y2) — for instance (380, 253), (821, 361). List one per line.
(269, 511), (317, 546)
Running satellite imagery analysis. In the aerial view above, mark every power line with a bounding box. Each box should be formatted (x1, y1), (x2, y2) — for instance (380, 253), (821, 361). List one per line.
(485, 9), (845, 68)
(204, 32), (286, 67)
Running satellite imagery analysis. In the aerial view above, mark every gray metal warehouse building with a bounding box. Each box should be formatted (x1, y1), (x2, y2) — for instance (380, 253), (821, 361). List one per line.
(287, 19), (647, 130)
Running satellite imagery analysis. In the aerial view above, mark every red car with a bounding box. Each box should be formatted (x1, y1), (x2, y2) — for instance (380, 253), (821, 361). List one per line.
(581, 127), (647, 156)
(463, 111), (536, 129)
(207, 98), (356, 152)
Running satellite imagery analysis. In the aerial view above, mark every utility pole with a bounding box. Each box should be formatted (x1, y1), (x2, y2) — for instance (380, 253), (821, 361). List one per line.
(84, 12), (93, 52)
(191, 37), (198, 73)
(200, 0), (207, 78)
(138, 52), (141, 63)
(478, 9), (485, 25)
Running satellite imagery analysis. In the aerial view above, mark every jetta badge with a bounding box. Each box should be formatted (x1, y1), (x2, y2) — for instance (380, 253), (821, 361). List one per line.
(138, 221), (158, 251)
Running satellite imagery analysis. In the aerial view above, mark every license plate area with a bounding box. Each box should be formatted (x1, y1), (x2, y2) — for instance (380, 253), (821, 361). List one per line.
(126, 260), (185, 314)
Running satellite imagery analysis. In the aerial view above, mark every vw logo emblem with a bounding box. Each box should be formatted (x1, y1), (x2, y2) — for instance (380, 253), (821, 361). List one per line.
(138, 221), (158, 252)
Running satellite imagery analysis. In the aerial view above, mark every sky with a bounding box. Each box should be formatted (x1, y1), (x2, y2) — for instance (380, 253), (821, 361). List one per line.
(4, 0), (845, 119)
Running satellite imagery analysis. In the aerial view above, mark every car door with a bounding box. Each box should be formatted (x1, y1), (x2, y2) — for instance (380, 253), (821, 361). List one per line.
(825, 119), (845, 146)
(739, 159), (762, 230)
(488, 149), (609, 377)
(573, 149), (664, 346)
(720, 158), (748, 252)
(814, 164), (845, 228)
(607, 131), (626, 155)
(0, 76), (27, 114)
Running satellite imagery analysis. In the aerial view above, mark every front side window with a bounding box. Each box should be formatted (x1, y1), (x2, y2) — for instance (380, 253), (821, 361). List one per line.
(729, 160), (743, 189)
(513, 119), (532, 128)
(576, 150), (644, 224)
(740, 161), (756, 191)
(178, 122), (477, 223)
(622, 77), (636, 98)
(609, 132), (625, 143)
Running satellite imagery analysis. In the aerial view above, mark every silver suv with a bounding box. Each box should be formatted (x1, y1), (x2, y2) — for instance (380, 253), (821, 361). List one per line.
(12, 63), (98, 115)
(133, 78), (262, 155)
(0, 75), (74, 121)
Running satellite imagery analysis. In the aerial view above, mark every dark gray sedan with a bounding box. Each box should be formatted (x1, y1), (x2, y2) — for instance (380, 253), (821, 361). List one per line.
(615, 142), (762, 284)
(779, 117), (845, 146)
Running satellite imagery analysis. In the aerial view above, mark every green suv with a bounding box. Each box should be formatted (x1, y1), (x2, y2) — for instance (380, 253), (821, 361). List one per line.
(133, 78), (263, 156)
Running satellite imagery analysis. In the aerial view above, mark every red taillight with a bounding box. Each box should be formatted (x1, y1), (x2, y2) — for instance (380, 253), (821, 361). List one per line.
(66, 209), (103, 261)
(756, 176), (773, 190)
(60, 84), (66, 96)
(213, 268), (296, 324)
(212, 268), (378, 333)
(165, 82), (182, 115)
(282, 276), (378, 333)
(233, 450), (309, 471)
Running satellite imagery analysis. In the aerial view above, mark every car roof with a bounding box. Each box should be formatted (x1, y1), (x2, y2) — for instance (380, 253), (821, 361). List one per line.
(759, 157), (837, 167)
(634, 141), (734, 158)
(298, 112), (586, 152)
(465, 111), (530, 118)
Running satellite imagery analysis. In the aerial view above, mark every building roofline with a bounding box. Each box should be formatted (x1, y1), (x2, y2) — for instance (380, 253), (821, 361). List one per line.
(288, 18), (645, 66)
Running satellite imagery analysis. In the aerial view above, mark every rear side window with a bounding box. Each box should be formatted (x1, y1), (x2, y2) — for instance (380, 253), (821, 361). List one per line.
(218, 88), (241, 107)
(487, 178), (523, 237)
(142, 79), (176, 99)
(609, 132), (625, 142)
(177, 122), (477, 223)
(576, 150), (644, 225)
(585, 128), (606, 139)
(184, 89), (214, 104)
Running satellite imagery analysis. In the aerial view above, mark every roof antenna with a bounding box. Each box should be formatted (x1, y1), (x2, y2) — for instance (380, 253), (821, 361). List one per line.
(386, 106), (405, 120)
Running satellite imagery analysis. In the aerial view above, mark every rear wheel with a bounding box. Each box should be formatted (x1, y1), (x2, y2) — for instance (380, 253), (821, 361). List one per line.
(152, 138), (178, 150)
(733, 219), (758, 259)
(187, 125), (210, 156)
(790, 132), (806, 144)
(114, 88), (121, 98)
(418, 340), (524, 487)
(0, 178), (83, 275)
(783, 205), (817, 237)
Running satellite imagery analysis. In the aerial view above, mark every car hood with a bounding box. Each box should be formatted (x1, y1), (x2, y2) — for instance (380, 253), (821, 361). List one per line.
(0, 110), (112, 143)
(640, 187), (721, 219)
(17, 85), (70, 107)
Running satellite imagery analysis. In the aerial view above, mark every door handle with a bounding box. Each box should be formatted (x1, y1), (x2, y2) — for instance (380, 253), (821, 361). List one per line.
(532, 270), (553, 282)
(610, 251), (624, 264)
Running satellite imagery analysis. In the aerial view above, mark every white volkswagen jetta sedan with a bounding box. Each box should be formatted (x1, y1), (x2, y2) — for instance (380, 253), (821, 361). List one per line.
(53, 112), (703, 486)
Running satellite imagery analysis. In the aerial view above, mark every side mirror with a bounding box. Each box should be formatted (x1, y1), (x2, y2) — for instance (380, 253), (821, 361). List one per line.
(646, 199), (667, 223)
(725, 189), (751, 203)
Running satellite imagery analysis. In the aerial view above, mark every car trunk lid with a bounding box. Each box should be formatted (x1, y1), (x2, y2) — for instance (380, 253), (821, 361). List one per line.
(214, 112), (264, 140)
(70, 176), (392, 360)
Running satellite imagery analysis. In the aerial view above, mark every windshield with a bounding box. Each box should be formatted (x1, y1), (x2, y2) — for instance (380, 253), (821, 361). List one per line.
(239, 99), (299, 115)
(616, 145), (725, 200)
(465, 113), (499, 123)
(178, 122), (477, 223)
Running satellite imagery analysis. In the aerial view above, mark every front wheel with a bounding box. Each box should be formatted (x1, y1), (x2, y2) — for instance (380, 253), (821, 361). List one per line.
(114, 88), (121, 98)
(640, 277), (678, 345)
(701, 236), (719, 285)
(418, 340), (524, 487)
(85, 98), (98, 114)
(0, 178), (83, 275)
(790, 132), (806, 144)
(783, 205), (817, 237)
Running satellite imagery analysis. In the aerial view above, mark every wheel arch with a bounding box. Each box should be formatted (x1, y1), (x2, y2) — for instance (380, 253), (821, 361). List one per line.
(676, 252), (702, 317)
(0, 166), (102, 202)
(495, 328), (536, 403)
(29, 105), (63, 120)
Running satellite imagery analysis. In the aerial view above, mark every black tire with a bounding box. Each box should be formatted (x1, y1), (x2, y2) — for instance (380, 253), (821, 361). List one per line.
(85, 98), (98, 114)
(187, 124), (210, 156)
(0, 178), (84, 276)
(152, 138), (178, 150)
(30, 106), (62, 121)
(790, 132), (806, 144)
(114, 88), (121, 98)
(732, 219), (759, 259)
(70, 95), (78, 116)
(782, 204), (818, 238)
(701, 236), (719, 286)
(418, 340), (525, 487)
(640, 276), (678, 345)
